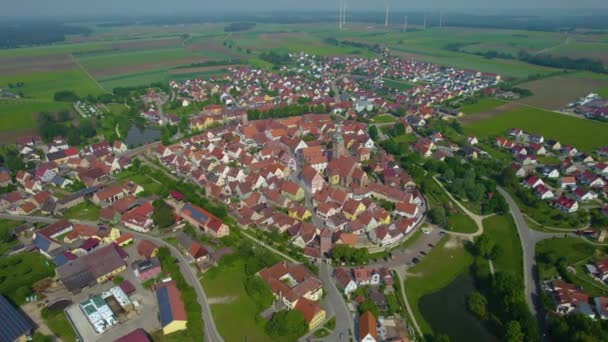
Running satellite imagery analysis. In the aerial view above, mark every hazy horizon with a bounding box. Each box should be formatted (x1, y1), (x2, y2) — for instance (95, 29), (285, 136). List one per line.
(4, 0), (608, 19)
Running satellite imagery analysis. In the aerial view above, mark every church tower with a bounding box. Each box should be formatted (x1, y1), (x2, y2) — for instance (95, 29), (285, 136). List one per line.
(332, 125), (345, 159)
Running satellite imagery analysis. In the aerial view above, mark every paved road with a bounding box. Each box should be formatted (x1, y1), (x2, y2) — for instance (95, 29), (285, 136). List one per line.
(300, 263), (354, 342)
(497, 186), (567, 336)
(0, 213), (224, 342)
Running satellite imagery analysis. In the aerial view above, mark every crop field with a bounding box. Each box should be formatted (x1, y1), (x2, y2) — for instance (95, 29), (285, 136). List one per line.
(599, 87), (608, 98)
(516, 75), (608, 109)
(464, 106), (608, 152)
(550, 42), (608, 66)
(459, 98), (507, 115)
(76, 48), (211, 78)
(0, 69), (105, 100)
(99, 67), (230, 90)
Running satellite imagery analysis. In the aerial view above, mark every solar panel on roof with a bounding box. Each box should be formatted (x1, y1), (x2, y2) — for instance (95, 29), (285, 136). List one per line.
(0, 295), (33, 342)
(156, 287), (174, 327)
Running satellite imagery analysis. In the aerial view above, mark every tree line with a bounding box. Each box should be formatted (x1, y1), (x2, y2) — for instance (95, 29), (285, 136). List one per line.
(0, 22), (91, 48)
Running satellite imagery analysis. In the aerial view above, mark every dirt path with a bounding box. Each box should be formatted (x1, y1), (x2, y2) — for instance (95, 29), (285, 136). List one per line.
(207, 296), (236, 305)
(21, 302), (53, 336)
(69, 54), (111, 94)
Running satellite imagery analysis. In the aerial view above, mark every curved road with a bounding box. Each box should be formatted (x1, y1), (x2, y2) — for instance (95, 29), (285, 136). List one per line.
(0, 214), (223, 342)
(496, 187), (570, 336)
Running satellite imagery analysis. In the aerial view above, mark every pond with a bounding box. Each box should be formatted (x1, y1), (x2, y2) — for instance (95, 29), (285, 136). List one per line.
(419, 273), (497, 342)
(124, 125), (161, 147)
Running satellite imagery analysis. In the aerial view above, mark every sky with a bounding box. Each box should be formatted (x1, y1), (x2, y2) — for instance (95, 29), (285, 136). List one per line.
(5, 0), (608, 17)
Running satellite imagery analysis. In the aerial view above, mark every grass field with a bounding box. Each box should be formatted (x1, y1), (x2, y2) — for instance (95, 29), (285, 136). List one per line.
(382, 78), (414, 91)
(464, 106), (608, 152)
(0, 100), (71, 131)
(0, 252), (55, 304)
(599, 87), (608, 98)
(115, 170), (163, 196)
(459, 98), (507, 115)
(370, 114), (396, 123)
(201, 259), (287, 342)
(63, 201), (100, 221)
(535, 237), (608, 296)
(41, 307), (77, 342)
(393, 133), (417, 146)
(446, 214), (478, 234)
(0, 69), (105, 100)
(483, 215), (522, 274)
(0, 219), (21, 255)
(404, 236), (473, 335)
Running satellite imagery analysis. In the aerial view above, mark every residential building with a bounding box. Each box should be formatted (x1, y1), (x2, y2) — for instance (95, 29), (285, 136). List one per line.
(294, 297), (326, 331)
(258, 261), (323, 309)
(156, 281), (188, 335)
(358, 311), (377, 342)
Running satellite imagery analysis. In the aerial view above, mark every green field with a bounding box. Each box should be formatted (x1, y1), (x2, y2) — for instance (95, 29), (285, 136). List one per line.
(0, 69), (105, 100)
(535, 237), (608, 296)
(370, 114), (396, 124)
(201, 259), (288, 342)
(0, 252), (55, 304)
(0, 219), (21, 255)
(76, 48), (198, 71)
(115, 170), (163, 196)
(464, 106), (608, 152)
(63, 201), (100, 221)
(99, 68), (230, 90)
(483, 215), (522, 274)
(459, 98), (507, 115)
(599, 87), (608, 98)
(0, 100), (71, 131)
(404, 236), (474, 335)
(446, 214), (478, 234)
(382, 78), (414, 91)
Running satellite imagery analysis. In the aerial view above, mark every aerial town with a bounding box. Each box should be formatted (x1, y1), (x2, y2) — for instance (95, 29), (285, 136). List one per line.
(2, 4), (608, 342)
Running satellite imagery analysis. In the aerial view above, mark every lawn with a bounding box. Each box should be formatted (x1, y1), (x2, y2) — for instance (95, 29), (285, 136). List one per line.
(404, 236), (474, 335)
(382, 78), (414, 91)
(370, 114), (396, 124)
(535, 237), (607, 296)
(459, 98), (507, 115)
(201, 259), (288, 342)
(0, 100), (71, 131)
(41, 307), (77, 342)
(0, 252), (55, 304)
(464, 106), (608, 152)
(0, 219), (22, 255)
(63, 200), (100, 221)
(446, 213), (478, 234)
(115, 170), (163, 196)
(393, 133), (417, 145)
(483, 215), (522, 275)
(0, 69), (105, 100)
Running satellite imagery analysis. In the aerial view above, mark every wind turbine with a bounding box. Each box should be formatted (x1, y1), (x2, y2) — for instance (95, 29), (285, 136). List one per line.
(385, 1), (390, 28)
(343, 0), (347, 27)
(339, 0), (343, 30)
(403, 16), (408, 32)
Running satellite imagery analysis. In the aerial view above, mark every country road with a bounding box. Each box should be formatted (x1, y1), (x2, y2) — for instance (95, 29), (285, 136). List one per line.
(0, 213), (224, 342)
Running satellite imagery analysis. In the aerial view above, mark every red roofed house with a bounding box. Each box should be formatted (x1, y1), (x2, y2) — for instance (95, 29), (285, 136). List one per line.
(258, 261), (323, 309)
(137, 240), (159, 259)
(294, 297), (326, 331)
(359, 311), (378, 342)
(156, 281), (187, 335)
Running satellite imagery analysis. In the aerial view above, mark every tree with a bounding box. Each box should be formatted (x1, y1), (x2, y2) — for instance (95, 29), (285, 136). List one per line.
(368, 125), (379, 141)
(474, 233), (495, 259)
(152, 200), (174, 228)
(53, 90), (79, 102)
(265, 310), (307, 339)
(504, 320), (524, 342)
(428, 206), (447, 228)
(466, 291), (488, 319)
(359, 300), (379, 318)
